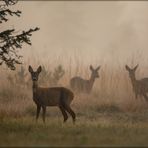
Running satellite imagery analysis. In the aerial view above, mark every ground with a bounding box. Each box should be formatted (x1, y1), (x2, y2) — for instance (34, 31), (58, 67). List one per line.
(0, 106), (148, 147)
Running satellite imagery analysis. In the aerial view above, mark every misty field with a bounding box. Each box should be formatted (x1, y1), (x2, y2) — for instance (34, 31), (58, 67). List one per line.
(1, 62), (148, 147)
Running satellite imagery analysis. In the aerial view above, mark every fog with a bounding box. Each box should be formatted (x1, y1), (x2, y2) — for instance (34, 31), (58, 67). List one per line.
(2, 1), (148, 67)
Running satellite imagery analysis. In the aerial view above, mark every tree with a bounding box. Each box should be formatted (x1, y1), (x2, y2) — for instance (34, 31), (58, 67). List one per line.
(0, 0), (39, 70)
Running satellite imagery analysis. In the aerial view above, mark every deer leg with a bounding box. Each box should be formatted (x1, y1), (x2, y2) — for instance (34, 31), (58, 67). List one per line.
(59, 106), (68, 123)
(36, 105), (41, 122)
(64, 105), (76, 124)
(143, 94), (148, 102)
(42, 106), (46, 123)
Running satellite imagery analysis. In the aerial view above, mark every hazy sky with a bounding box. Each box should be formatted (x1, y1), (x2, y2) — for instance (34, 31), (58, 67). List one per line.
(2, 1), (148, 67)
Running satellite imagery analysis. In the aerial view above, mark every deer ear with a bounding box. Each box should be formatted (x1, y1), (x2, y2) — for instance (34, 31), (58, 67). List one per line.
(96, 66), (101, 71)
(90, 65), (94, 71)
(37, 65), (42, 73)
(125, 65), (130, 71)
(133, 64), (138, 71)
(28, 65), (33, 73)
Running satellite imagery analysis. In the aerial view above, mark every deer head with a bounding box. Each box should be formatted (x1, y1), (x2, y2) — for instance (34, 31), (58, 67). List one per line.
(125, 64), (138, 79)
(90, 65), (101, 79)
(28, 65), (42, 81)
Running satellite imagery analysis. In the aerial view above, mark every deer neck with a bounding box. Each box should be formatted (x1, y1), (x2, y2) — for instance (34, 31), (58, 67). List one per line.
(32, 81), (39, 103)
(130, 75), (138, 90)
(89, 75), (95, 89)
(32, 81), (38, 92)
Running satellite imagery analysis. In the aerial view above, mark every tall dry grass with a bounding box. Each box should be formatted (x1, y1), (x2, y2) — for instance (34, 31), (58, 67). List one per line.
(0, 53), (148, 121)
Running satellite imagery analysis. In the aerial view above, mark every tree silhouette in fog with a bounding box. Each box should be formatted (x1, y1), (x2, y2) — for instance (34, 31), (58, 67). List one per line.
(0, 0), (39, 70)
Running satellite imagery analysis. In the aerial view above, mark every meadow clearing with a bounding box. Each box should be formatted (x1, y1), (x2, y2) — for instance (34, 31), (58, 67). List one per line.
(0, 59), (148, 147)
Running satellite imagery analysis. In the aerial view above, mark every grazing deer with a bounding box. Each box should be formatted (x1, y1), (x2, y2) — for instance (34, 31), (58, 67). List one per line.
(125, 65), (148, 101)
(28, 65), (76, 123)
(70, 65), (101, 94)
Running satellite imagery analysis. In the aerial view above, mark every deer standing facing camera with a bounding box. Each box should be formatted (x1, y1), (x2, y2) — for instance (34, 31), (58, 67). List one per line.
(28, 65), (76, 123)
(70, 65), (101, 94)
(125, 64), (148, 102)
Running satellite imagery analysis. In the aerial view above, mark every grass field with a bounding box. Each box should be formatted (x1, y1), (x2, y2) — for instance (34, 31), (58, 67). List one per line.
(1, 62), (148, 147)
(1, 110), (148, 146)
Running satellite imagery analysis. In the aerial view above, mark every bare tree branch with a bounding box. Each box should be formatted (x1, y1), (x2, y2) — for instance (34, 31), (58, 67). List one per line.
(3, 0), (18, 6)
(0, 9), (21, 23)
(0, 0), (40, 70)
(0, 28), (40, 70)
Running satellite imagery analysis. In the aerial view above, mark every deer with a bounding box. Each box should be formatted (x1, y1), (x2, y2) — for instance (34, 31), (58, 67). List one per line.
(28, 65), (76, 123)
(70, 65), (101, 94)
(125, 64), (148, 102)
